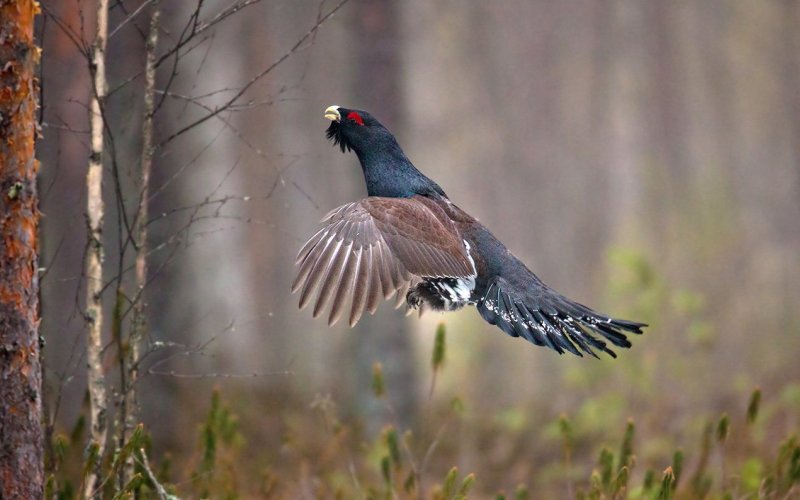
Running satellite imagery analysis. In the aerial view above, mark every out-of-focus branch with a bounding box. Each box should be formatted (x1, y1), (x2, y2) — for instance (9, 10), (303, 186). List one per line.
(40, 4), (89, 58)
(159, 0), (351, 147)
(108, 0), (154, 40)
(107, 0), (263, 98)
(154, 0), (260, 69)
(84, 0), (109, 497)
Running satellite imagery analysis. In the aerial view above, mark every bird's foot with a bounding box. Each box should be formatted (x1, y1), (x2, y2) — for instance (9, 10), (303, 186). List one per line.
(406, 288), (423, 309)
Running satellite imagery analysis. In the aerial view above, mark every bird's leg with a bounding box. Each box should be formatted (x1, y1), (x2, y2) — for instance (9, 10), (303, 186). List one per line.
(406, 286), (423, 309)
(406, 281), (453, 311)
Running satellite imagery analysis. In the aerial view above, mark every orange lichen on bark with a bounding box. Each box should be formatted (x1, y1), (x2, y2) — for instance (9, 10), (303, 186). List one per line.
(0, 0), (43, 498)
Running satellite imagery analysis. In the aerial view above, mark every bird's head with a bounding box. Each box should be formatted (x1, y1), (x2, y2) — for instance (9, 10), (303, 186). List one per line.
(322, 105), (445, 197)
(324, 105), (395, 155)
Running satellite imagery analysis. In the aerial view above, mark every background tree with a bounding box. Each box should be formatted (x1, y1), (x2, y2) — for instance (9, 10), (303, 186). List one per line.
(83, 0), (109, 496)
(349, 0), (419, 432)
(0, 1), (43, 498)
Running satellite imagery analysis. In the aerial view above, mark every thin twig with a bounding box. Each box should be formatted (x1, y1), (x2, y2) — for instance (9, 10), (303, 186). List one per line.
(138, 448), (174, 499)
(158, 0), (351, 147)
(108, 0), (154, 40)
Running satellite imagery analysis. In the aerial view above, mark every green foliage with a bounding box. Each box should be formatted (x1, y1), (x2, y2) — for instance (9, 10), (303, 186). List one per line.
(456, 473), (476, 499)
(82, 442), (100, 483)
(110, 424), (146, 473)
(111, 473), (144, 500)
(614, 465), (629, 495)
(598, 447), (615, 490)
(380, 455), (392, 487)
(372, 361), (385, 398)
(451, 396), (465, 415)
(658, 467), (675, 500)
(431, 467), (476, 500)
(747, 388), (761, 424)
(50, 321), (800, 499)
(739, 457), (763, 492)
(384, 425), (402, 469)
(618, 419), (635, 470)
(513, 483), (529, 500)
(430, 322), (447, 396)
(70, 413), (86, 443)
(403, 469), (416, 494)
(690, 422), (714, 498)
(193, 388), (243, 499)
(432, 322), (447, 370)
(442, 466), (458, 498)
(670, 450), (684, 486)
(642, 469), (656, 493)
(767, 435), (800, 496)
(716, 413), (730, 444)
(559, 413), (574, 457)
(456, 472), (475, 499)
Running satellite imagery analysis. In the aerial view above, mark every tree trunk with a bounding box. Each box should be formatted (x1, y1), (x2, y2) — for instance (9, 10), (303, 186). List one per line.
(350, 0), (419, 432)
(122, 0), (160, 487)
(606, 0), (647, 240)
(0, 1), (43, 498)
(85, 0), (109, 497)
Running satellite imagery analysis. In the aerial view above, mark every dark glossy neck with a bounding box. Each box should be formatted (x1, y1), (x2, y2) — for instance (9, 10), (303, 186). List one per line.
(355, 142), (445, 199)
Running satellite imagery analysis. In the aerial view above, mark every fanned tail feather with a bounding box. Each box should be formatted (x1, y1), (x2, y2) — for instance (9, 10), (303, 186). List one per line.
(477, 277), (645, 358)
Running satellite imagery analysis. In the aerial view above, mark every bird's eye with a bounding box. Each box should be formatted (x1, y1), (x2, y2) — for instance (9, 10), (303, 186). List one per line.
(347, 111), (365, 126)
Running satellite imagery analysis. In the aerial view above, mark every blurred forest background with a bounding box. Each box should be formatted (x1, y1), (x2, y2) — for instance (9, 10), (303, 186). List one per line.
(38, 0), (799, 497)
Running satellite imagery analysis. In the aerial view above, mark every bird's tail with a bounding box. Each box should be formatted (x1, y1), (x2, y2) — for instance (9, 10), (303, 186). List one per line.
(476, 275), (646, 358)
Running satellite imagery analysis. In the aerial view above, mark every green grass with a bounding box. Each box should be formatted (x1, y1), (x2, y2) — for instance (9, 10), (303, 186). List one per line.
(44, 250), (800, 498)
(45, 340), (800, 499)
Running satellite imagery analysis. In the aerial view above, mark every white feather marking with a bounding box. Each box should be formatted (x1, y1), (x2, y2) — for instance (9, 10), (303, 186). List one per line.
(459, 239), (477, 303)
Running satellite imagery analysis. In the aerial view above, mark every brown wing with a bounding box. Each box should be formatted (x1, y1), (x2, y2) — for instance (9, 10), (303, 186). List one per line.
(292, 196), (474, 327)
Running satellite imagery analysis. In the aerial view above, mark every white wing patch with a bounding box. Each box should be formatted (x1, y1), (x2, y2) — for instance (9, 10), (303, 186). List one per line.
(461, 239), (477, 300)
(427, 239), (476, 311)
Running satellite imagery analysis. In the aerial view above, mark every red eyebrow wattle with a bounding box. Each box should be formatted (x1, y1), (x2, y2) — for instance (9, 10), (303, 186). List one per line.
(347, 111), (365, 126)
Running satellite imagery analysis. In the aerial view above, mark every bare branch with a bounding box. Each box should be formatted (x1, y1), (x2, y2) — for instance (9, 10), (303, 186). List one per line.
(108, 0), (154, 40)
(143, 327), (294, 380)
(138, 448), (174, 500)
(158, 0), (351, 147)
(153, 0), (260, 69)
(41, 4), (90, 58)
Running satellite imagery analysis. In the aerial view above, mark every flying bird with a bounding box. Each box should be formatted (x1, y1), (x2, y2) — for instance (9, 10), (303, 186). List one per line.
(292, 105), (646, 358)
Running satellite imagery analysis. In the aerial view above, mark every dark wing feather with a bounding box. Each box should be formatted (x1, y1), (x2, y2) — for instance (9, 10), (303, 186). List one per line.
(293, 196), (474, 327)
(477, 276), (646, 358)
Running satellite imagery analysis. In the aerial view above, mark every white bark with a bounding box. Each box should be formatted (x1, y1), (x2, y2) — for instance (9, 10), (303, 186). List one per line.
(84, 0), (109, 497)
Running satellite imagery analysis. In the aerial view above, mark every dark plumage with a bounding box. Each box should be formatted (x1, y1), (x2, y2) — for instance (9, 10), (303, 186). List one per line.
(293, 105), (646, 358)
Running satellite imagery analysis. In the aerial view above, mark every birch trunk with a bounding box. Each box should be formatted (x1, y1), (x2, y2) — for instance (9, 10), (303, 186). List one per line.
(84, 0), (109, 497)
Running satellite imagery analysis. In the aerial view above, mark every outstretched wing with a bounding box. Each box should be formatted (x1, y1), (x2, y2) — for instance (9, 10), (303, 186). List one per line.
(292, 196), (474, 327)
(477, 275), (646, 358)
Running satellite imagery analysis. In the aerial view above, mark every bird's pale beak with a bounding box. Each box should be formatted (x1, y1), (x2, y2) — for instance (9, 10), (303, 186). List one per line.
(324, 105), (341, 122)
